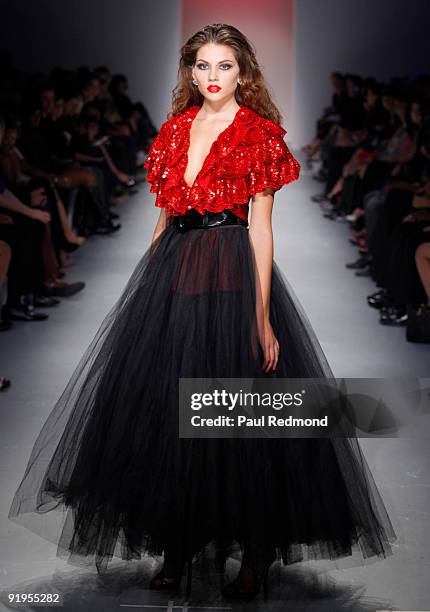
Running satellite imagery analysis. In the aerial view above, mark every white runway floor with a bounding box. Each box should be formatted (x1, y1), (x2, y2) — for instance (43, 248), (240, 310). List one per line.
(0, 159), (429, 611)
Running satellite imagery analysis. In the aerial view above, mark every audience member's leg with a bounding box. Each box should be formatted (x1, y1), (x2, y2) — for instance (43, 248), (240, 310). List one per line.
(325, 146), (356, 195)
(380, 222), (429, 308)
(6, 213), (47, 319)
(415, 242), (430, 302)
(0, 239), (12, 325)
(0, 239), (11, 286)
(364, 190), (387, 242)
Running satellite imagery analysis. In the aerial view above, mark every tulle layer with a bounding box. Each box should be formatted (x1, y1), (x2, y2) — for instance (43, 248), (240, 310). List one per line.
(8, 221), (396, 576)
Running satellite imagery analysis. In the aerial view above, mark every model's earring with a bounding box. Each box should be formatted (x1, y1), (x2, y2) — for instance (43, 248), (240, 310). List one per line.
(192, 78), (198, 85)
(237, 80), (242, 86)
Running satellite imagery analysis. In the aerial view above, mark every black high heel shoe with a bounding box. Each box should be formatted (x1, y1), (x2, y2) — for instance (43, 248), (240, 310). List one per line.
(61, 239), (80, 253)
(221, 564), (270, 601)
(149, 569), (181, 591)
(61, 236), (86, 253)
(149, 556), (193, 599)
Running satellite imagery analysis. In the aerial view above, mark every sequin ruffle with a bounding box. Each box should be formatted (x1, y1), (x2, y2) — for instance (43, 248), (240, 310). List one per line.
(144, 104), (300, 221)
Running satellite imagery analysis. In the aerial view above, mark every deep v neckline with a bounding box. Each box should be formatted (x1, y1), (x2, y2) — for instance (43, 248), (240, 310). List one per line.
(182, 104), (243, 189)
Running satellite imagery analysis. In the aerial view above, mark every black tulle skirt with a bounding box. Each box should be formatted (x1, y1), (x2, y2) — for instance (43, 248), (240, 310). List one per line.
(8, 216), (396, 580)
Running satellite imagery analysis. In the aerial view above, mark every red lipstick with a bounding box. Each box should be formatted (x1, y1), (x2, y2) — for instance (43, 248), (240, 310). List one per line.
(207, 85), (221, 93)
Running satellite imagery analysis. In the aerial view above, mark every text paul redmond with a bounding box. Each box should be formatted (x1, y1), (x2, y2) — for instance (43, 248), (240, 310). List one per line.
(190, 414), (328, 428)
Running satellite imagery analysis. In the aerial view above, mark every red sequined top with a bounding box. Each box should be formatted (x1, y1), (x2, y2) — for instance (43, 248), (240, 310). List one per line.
(144, 103), (301, 222)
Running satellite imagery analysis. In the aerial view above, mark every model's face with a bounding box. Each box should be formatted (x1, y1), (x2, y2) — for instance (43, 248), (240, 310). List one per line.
(192, 43), (240, 103)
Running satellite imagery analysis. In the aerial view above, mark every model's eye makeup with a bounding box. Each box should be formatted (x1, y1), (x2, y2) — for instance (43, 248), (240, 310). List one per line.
(196, 63), (233, 70)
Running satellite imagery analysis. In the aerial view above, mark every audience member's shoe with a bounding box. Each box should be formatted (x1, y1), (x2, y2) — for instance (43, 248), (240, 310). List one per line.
(94, 221), (121, 235)
(367, 289), (388, 309)
(112, 185), (128, 197)
(76, 226), (92, 237)
(346, 209), (365, 224)
(1, 306), (12, 323)
(323, 209), (343, 220)
(406, 304), (430, 342)
(109, 193), (129, 205)
(346, 256), (369, 269)
(379, 305), (408, 326)
(323, 211), (335, 219)
(311, 193), (329, 203)
(9, 294), (49, 321)
(346, 213), (358, 223)
(319, 201), (334, 212)
(312, 171), (328, 182)
(355, 266), (371, 277)
(0, 376), (11, 390)
(34, 296), (61, 307)
(43, 280), (85, 297)
(61, 238), (81, 253)
(109, 211), (120, 219)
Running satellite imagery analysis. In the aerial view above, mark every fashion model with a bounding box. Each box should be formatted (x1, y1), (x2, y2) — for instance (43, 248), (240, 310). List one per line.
(9, 24), (396, 602)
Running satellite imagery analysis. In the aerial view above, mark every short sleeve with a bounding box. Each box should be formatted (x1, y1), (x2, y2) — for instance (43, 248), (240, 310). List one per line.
(143, 121), (171, 193)
(247, 134), (301, 197)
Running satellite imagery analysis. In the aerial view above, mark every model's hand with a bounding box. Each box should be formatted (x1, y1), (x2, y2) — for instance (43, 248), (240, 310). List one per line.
(258, 317), (280, 372)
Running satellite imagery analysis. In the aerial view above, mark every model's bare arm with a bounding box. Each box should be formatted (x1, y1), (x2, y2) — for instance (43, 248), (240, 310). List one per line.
(150, 208), (171, 255)
(249, 188), (280, 372)
(152, 209), (169, 243)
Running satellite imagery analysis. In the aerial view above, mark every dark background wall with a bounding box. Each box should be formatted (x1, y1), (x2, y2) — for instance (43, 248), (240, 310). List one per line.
(1, 0), (429, 145)
(1, 0), (181, 127)
(292, 0), (430, 144)
(181, 0), (295, 138)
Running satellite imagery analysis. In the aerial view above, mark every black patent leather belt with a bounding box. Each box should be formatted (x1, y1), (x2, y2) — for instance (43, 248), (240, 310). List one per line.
(173, 209), (248, 232)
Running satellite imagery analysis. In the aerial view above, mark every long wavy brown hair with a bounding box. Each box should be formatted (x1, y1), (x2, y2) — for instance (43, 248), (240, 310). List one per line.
(169, 24), (283, 125)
